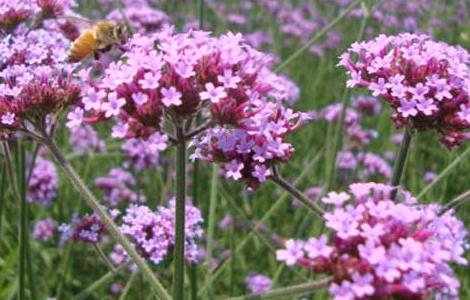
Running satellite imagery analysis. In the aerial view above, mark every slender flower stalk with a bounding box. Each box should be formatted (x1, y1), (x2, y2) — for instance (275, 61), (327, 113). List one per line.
(274, 0), (362, 73)
(441, 189), (470, 214)
(17, 142), (27, 300)
(390, 128), (413, 199)
(204, 164), (219, 297)
(270, 167), (325, 218)
(418, 147), (470, 199)
(224, 277), (331, 300)
(42, 136), (171, 300)
(173, 126), (187, 300)
(71, 262), (131, 300)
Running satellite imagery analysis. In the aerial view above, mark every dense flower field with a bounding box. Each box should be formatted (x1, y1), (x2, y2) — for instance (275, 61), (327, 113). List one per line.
(0, 0), (469, 299)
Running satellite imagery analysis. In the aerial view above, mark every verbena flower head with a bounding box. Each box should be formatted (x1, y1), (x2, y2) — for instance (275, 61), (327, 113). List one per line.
(95, 167), (144, 207)
(340, 33), (470, 148)
(245, 273), (273, 294)
(76, 27), (308, 188)
(59, 213), (106, 244)
(36, 0), (76, 19)
(0, 0), (37, 32)
(27, 157), (59, 206)
(69, 124), (106, 155)
(76, 27), (306, 137)
(276, 182), (469, 300)
(120, 198), (203, 264)
(107, 5), (169, 34)
(121, 132), (167, 171)
(0, 29), (79, 139)
(33, 217), (57, 241)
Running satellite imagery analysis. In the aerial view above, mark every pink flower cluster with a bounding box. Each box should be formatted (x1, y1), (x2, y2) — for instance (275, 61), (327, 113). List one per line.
(260, 0), (342, 56)
(59, 213), (107, 244)
(68, 124), (106, 155)
(340, 0), (468, 33)
(340, 33), (470, 148)
(245, 273), (273, 294)
(95, 168), (145, 207)
(27, 157), (59, 206)
(73, 28), (307, 187)
(121, 132), (168, 171)
(106, 6), (169, 34)
(277, 182), (468, 300)
(0, 0), (37, 32)
(191, 104), (306, 189)
(0, 29), (79, 139)
(33, 218), (57, 241)
(120, 198), (203, 264)
(337, 151), (392, 181)
(318, 101), (378, 150)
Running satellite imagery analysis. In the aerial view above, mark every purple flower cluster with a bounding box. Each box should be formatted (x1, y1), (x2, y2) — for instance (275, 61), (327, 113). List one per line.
(0, 28), (80, 139)
(245, 273), (273, 294)
(27, 157), (59, 206)
(59, 213), (107, 244)
(340, 0), (468, 33)
(340, 33), (470, 148)
(106, 6), (169, 34)
(337, 151), (392, 181)
(260, 0), (342, 56)
(0, 0), (37, 32)
(33, 218), (57, 241)
(277, 182), (468, 300)
(120, 198), (203, 264)
(71, 28), (308, 187)
(95, 168), (144, 207)
(192, 104), (307, 189)
(121, 132), (168, 171)
(68, 124), (106, 155)
(317, 101), (379, 150)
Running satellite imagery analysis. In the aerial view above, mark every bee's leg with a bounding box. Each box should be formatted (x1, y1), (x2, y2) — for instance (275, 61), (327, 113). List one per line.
(93, 50), (101, 60)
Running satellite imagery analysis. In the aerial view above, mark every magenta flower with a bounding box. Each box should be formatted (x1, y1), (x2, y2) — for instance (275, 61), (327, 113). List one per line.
(276, 182), (469, 300)
(340, 33), (470, 148)
(95, 168), (144, 207)
(119, 198), (203, 264)
(245, 273), (273, 294)
(199, 83), (227, 104)
(59, 213), (106, 244)
(27, 157), (58, 206)
(33, 218), (57, 241)
(161, 87), (182, 107)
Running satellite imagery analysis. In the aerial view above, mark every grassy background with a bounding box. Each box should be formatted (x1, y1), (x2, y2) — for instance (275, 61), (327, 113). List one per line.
(0, 0), (469, 299)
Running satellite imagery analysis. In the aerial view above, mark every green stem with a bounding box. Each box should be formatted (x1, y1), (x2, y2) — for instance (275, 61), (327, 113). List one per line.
(94, 244), (116, 273)
(204, 164), (219, 297)
(274, 0), (363, 73)
(222, 277), (331, 300)
(440, 189), (470, 215)
(198, 149), (324, 297)
(0, 162), (5, 236)
(190, 159), (200, 300)
(118, 270), (139, 300)
(270, 167), (325, 218)
(323, 1), (370, 193)
(417, 147), (470, 199)
(18, 142), (26, 300)
(173, 126), (187, 300)
(25, 205), (37, 300)
(71, 262), (131, 300)
(198, 0), (204, 29)
(43, 137), (171, 300)
(390, 128), (413, 199)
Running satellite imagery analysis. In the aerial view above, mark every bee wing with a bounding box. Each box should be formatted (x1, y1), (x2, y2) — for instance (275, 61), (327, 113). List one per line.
(59, 15), (95, 30)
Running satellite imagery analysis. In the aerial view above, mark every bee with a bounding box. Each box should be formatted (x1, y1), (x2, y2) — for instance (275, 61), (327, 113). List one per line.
(66, 18), (128, 62)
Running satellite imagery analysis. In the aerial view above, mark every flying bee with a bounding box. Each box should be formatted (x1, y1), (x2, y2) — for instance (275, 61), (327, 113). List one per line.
(66, 18), (128, 62)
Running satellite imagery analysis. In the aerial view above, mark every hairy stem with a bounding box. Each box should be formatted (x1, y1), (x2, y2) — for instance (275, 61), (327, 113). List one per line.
(390, 128), (413, 199)
(43, 137), (171, 300)
(270, 167), (325, 218)
(440, 189), (470, 215)
(173, 126), (187, 300)
(223, 277), (331, 300)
